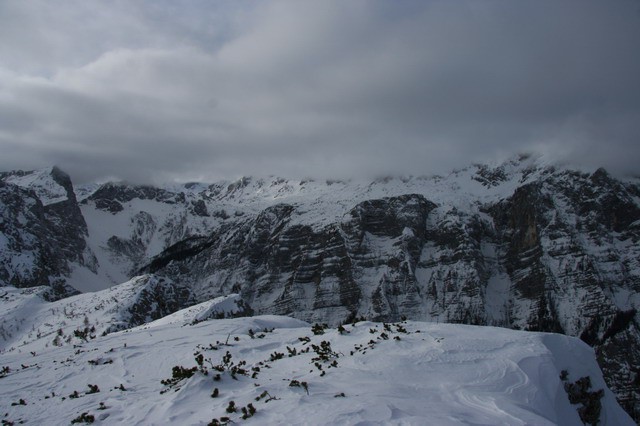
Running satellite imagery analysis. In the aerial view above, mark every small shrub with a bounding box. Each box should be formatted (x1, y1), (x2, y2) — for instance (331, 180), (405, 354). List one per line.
(71, 413), (95, 424)
(270, 351), (284, 361)
(564, 376), (604, 426)
(241, 403), (257, 419)
(289, 380), (309, 394)
(160, 365), (198, 393)
(311, 341), (339, 363)
(10, 398), (26, 406)
(0, 366), (10, 378)
(311, 323), (327, 335)
(255, 390), (279, 402)
(560, 370), (569, 381)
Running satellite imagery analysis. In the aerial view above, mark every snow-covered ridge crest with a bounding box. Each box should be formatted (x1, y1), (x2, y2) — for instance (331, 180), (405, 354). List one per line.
(0, 274), (247, 353)
(0, 306), (633, 425)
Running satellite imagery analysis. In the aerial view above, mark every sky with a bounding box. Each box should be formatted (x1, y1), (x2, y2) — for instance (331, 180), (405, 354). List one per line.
(0, 0), (639, 184)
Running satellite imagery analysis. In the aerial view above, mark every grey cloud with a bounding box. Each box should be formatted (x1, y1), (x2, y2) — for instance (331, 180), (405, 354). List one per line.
(0, 0), (639, 183)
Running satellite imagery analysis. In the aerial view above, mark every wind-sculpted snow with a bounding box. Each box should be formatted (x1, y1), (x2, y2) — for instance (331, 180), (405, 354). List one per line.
(0, 311), (632, 425)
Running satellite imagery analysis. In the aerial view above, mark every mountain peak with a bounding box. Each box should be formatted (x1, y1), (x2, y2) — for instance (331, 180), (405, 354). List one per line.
(0, 166), (73, 206)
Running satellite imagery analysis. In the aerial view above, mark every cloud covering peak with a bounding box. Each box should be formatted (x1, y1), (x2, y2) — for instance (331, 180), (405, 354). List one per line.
(1, 0), (639, 183)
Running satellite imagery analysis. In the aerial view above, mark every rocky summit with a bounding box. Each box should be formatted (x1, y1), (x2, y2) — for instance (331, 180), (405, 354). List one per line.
(1, 154), (639, 420)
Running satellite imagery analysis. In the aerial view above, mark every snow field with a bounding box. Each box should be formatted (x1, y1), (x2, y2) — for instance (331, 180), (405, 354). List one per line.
(0, 315), (632, 425)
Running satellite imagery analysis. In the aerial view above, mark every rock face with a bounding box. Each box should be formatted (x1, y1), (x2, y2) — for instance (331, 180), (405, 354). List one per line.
(0, 168), (90, 300)
(143, 194), (437, 324)
(105, 274), (195, 333)
(1, 157), (639, 419)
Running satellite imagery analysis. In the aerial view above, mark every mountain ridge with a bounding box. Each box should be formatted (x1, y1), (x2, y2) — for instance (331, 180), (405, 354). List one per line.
(1, 155), (639, 419)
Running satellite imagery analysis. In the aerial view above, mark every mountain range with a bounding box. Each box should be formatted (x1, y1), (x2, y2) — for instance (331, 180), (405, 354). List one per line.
(1, 154), (639, 421)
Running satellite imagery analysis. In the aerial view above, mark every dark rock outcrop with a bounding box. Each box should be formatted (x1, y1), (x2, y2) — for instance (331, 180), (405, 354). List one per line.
(0, 168), (89, 299)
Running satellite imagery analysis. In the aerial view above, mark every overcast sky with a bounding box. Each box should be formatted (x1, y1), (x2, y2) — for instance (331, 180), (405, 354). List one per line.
(1, 0), (639, 183)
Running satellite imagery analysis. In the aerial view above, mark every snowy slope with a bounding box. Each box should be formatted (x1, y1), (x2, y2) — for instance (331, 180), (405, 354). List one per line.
(0, 277), (247, 353)
(0, 312), (632, 425)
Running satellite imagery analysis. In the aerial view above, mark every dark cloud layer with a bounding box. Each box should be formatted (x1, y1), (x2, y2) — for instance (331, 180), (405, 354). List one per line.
(1, 0), (639, 183)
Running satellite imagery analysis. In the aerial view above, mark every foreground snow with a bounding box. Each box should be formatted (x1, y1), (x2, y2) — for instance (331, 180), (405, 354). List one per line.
(0, 314), (632, 425)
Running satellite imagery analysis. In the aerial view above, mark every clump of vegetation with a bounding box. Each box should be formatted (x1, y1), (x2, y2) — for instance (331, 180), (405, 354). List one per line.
(311, 341), (340, 363)
(248, 328), (274, 339)
(10, 398), (26, 406)
(211, 351), (248, 380)
(86, 384), (100, 394)
(73, 326), (96, 342)
(207, 416), (231, 426)
(311, 323), (328, 335)
(240, 403), (257, 419)
(289, 379), (309, 395)
(560, 372), (604, 425)
(345, 312), (367, 325)
(88, 358), (113, 366)
(71, 413), (95, 424)
(270, 351), (284, 361)
(0, 366), (10, 378)
(255, 390), (279, 403)
(160, 365), (198, 393)
(161, 350), (251, 395)
(560, 369), (569, 381)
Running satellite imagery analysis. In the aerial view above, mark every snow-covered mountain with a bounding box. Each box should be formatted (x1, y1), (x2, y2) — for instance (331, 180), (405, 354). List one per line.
(0, 292), (633, 425)
(0, 167), (90, 299)
(1, 154), (640, 420)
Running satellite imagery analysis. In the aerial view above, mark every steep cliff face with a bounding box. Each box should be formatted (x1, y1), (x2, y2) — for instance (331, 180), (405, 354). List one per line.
(142, 194), (436, 324)
(0, 168), (90, 299)
(486, 168), (640, 417)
